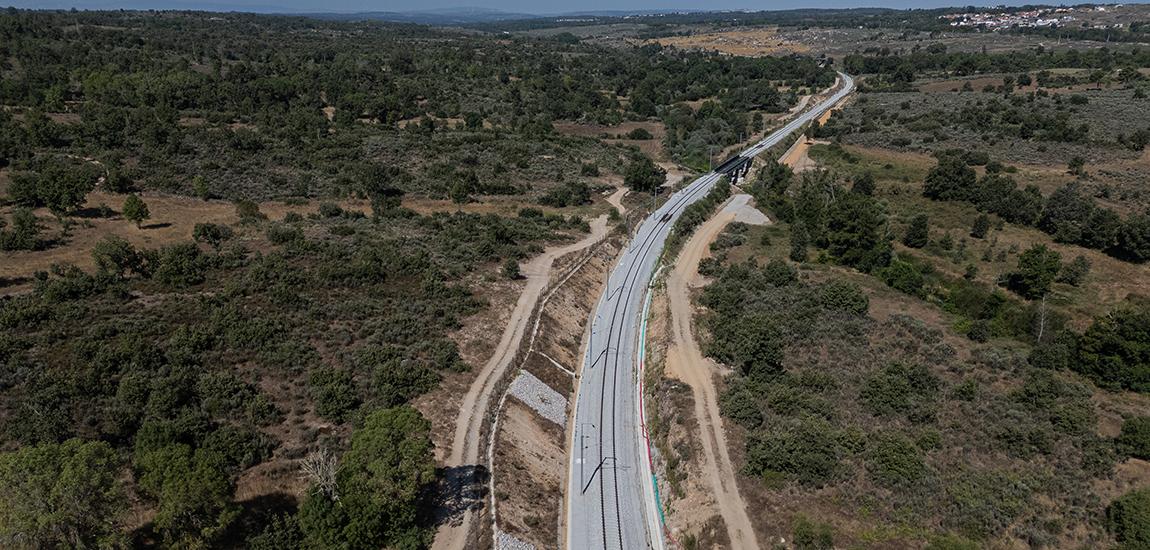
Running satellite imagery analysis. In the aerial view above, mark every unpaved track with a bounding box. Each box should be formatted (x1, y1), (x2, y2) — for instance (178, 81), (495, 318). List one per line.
(433, 187), (627, 550)
(665, 194), (762, 549)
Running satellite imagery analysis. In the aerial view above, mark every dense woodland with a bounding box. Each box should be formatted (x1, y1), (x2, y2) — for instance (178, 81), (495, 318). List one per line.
(0, 9), (831, 201)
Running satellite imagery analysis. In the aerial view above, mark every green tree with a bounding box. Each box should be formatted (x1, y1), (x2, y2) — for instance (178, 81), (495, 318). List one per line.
(0, 439), (124, 549)
(359, 164), (404, 217)
(0, 208), (41, 251)
(192, 223), (235, 250)
(1075, 304), (1150, 392)
(192, 175), (210, 200)
(32, 162), (99, 217)
(136, 444), (239, 547)
(502, 258), (520, 279)
(825, 192), (891, 272)
(299, 407), (435, 549)
(92, 236), (144, 278)
(1008, 244), (1062, 299)
(789, 223), (809, 262)
(923, 155), (976, 202)
(122, 194), (150, 228)
(903, 214), (929, 248)
(1108, 488), (1150, 549)
(623, 155), (665, 194)
(970, 214), (990, 239)
(852, 172), (875, 196)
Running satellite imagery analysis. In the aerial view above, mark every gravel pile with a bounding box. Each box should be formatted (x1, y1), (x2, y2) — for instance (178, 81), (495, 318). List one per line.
(497, 530), (535, 550)
(508, 370), (568, 427)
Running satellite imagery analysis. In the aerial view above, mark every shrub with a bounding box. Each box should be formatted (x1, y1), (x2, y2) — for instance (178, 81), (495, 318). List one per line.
(153, 243), (208, 287)
(880, 257), (925, 297)
(267, 224), (304, 245)
(0, 439), (124, 548)
(192, 223), (234, 249)
(746, 416), (843, 487)
(762, 259), (797, 287)
(903, 214), (929, 248)
(235, 199), (266, 222)
(792, 515), (835, 550)
(502, 258), (521, 279)
(818, 280), (869, 315)
(706, 312), (783, 380)
(866, 432), (928, 488)
(1107, 488), (1150, 549)
(970, 214), (990, 239)
(0, 208), (41, 251)
(92, 236), (144, 278)
(1074, 304), (1150, 393)
(318, 202), (344, 218)
(861, 362), (939, 422)
(943, 470), (1031, 539)
(1056, 255), (1091, 286)
(122, 194), (150, 227)
(308, 368), (359, 422)
(1117, 417), (1150, 460)
(626, 127), (653, 140)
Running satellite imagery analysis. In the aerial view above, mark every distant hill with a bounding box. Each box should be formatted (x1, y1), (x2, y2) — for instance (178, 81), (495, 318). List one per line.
(305, 7), (536, 24)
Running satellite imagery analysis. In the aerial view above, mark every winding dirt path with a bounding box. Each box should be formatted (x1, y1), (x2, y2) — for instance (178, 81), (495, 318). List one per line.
(664, 194), (763, 549)
(432, 187), (627, 550)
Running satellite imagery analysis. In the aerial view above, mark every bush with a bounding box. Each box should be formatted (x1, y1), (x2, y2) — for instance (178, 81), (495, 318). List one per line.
(865, 432), (928, 488)
(122, 194), (150, 227)
(706, 311), (783, 380)
(192, 223), (234, 249)
(0, 439), (124, 548)
(235, 199), (266, 222)
(1074, 304), (1150, 393)
(308, 368), (359, 422)
(267, 224), (304, 245)
(92, 236), (144, 278)
(818, 280), (869, 315)
(762, 259), (797, 287)
(793, 515), (835, 550)
(153, 243), (208, 287)
(746, 416), (843, 487)
(1108, 488), (1150, 549)
(860, 362), (939, 422)
(903, 214), (929, 248)
(0, 208), (42, 251)
(1056, 255), (1091, 286)
(880, 257), (925, 297)
(502, 258), (521, 279)
(317, 202), (344, 218)
(944, 470), (1031, 539)
(1117, 417), (1150, 460)
(626, 127), (653, 140)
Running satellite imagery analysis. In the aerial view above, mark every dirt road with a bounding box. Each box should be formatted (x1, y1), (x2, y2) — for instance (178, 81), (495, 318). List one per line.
(432, 187), (627, 550)
(664, 193), (764, 549)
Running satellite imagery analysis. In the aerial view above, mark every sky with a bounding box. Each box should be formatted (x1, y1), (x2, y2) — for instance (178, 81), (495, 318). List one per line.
(6, 0), (1131, 14)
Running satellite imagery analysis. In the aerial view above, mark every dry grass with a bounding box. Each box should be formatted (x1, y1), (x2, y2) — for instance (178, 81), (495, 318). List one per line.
(647, 28), (809, 57)
(0, 191), (373, 291)
(816, 144), (1149, 326)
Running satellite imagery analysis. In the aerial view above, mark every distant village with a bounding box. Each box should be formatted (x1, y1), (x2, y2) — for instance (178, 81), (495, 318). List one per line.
(939, 5), (1125, 30)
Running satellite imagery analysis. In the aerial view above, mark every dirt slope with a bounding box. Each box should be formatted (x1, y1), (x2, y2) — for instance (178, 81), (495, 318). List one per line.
(664, 194), (763, 549)
(431, 187), (627, 550)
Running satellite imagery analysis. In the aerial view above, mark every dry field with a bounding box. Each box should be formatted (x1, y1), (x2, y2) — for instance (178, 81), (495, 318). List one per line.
(647, 27), (808, 57)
